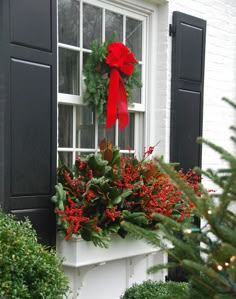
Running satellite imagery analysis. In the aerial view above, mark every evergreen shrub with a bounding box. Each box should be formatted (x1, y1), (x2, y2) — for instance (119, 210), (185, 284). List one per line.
(0, 212), (69, 299)
(120, 280), (188, 299)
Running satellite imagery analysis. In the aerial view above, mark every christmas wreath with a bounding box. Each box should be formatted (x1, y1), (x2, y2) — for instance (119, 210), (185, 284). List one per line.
(83, 40), (142, 129)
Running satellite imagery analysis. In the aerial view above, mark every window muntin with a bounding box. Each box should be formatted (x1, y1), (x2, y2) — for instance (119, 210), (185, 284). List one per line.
(58, 0), (146, 164)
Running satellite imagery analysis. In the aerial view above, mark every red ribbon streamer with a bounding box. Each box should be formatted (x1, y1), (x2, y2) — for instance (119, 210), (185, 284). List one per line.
(105, 42), (136, 130)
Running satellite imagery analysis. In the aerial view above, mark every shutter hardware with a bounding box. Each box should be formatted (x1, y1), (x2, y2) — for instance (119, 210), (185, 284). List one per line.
(169, 24), (176, 37)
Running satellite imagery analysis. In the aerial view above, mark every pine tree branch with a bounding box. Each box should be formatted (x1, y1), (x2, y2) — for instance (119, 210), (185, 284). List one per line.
(222, 97), (236, 109)
(217, 172), (236, 221)
(182, 260), (232, 289)
(197, 137), (236, 165)
(147, 262), (179, 274)
(190, 276), (218, 294)
(120, 221), (181, 262)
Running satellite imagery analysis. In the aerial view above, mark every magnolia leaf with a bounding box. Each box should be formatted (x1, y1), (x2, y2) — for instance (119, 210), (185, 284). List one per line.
(112, 196), (122, 205)
(108, 224), (120, 233)
(107, 202), (113, 209)
(51, 183), (66, 211)
(120, 189), (133, 198)
(104, 148), (113, 163)
(144, 165), (159, 179)
(99, 139), (107, 151)
(87, 153), (107, 171)
(111, 148), (121, 166)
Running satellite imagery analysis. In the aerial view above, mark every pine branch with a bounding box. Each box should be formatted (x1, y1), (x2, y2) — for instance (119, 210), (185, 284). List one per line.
(230, 126), (236, 133)
(217, 172), (236, 221)
(190, 276), (218, 294)
(120, 221), (181, 261)
(182, 260), (233, 289)
(121, 221), (163, 247)
(197, 137), (236, 165)
(147, 262), (179, 274)
(230, 136), (236, 144)
(222, 97), (236, 109)
(210, 223), (236, 247)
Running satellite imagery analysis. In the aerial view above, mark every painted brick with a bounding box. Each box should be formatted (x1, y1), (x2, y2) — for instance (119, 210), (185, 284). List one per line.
(150, 0), (236, 175)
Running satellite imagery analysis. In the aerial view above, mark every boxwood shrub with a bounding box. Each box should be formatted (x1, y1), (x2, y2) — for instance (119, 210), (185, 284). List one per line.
(0, 212), (69, 299)
(121, 280), (188, 299)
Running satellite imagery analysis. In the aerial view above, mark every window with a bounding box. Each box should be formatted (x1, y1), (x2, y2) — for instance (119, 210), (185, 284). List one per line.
(58, 0), (147, 167)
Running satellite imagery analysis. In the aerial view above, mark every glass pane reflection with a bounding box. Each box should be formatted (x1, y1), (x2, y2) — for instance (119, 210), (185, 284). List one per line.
(58, 104), (73, 148)
(58, 152), (73, 169)
(59, 48), (80, 95)
(76, 106), (95, 148)
(132, 64), (142, 104)
(98, 118), (115, 146)
(83, 3), (102, 49)
(58, 0), (80, 46)
(118, 113), (134, 150)
(126, 17), (142, 61)
(105, 10), (123, 41)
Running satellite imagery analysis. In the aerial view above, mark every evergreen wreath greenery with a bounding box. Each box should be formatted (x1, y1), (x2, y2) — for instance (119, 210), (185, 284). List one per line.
(83, 39), (142, 120)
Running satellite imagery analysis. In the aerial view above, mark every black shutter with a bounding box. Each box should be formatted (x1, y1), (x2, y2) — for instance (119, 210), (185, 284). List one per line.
(0, 0), (57, 246)
(168, 12), (206, 282)
(170, 12), (206, 171)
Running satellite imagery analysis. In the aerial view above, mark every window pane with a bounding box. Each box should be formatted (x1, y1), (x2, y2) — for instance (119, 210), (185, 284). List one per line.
(105, 10), (123, 41)
(58, 0), (80, 46)
(59, 48), (80, 95)
(58, 152), (73, 168)
(59, 104), (73, 148)
(76, 106), (95, 148)
(118, 113), (134, 150)
(98, 119), (115, 146)
(126, 18), (142, 61)
(83, 3), (102, 49)
(132, 64), (142, 104)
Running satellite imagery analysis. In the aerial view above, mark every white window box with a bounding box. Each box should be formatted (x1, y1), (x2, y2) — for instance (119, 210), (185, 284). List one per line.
(56, 232), (169, 268)
(56, 232), (171, 299)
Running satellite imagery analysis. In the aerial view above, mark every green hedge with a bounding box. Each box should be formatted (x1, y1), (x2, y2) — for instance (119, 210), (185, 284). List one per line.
(121, 280), (188, 299)
(0, 212), (69, 299)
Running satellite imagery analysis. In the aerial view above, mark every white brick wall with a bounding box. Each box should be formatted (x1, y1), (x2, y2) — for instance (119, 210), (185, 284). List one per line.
(145, 0), (236, 179)
(167, 0), (236, 190)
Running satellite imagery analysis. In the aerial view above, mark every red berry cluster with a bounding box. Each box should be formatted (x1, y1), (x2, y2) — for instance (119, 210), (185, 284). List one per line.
(54, 142), (201, 242)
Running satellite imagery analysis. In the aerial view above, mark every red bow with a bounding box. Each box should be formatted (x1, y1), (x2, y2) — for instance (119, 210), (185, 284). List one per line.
(105, 42), (136, 130)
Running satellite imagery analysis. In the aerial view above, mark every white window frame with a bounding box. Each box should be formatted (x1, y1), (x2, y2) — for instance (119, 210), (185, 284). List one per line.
(57, 0), (151, 162)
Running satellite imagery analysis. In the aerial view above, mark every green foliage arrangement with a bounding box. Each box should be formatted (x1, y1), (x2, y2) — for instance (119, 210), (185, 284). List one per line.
(122, 98), (236, 298)
(52, 140), (201, 248)
(0, 212), (69, 299)
(83, 39), (142, 120)
(120, 280), (189, 299)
